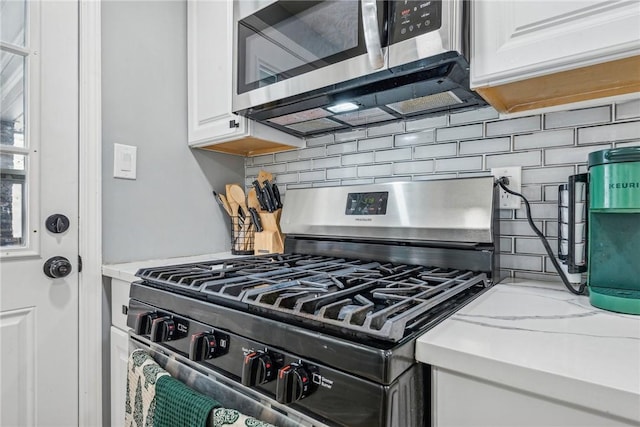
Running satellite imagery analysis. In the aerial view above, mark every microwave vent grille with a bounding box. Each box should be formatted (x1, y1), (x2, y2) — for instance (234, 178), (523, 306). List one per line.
(284, 117), (342, 133)
(387, 91), (463, 115)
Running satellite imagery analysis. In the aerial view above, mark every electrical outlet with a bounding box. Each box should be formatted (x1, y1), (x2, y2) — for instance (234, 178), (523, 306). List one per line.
(491, 166), (522, 209)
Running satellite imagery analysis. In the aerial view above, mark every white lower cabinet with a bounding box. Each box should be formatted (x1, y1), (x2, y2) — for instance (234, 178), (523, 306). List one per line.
(432, 367), (636, 427)
(110, 326), (130, 427)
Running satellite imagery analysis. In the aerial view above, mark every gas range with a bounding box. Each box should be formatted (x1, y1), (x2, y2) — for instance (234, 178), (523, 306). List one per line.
(127, 177), (499, 427)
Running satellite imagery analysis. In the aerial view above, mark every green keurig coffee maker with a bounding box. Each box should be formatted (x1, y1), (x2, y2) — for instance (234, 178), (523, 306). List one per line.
(587, 147), (640, 314)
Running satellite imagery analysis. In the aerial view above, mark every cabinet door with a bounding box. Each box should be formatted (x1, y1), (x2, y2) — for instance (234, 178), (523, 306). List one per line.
(187, 0), (247, 145)
(472, 1), (640, 87)
(110, 327), (130, 427)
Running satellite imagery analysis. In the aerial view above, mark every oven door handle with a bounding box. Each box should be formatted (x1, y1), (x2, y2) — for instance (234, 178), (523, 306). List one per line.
(361, 0), (384, 69)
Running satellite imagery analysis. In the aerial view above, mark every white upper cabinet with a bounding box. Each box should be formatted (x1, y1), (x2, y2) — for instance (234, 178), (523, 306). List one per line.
(187, 0), (304, 156)
(471, 0), (640, 113)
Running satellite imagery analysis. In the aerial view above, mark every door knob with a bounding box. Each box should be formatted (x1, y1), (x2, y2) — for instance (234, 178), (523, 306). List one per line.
(43, 256), (72, 278)
(45, 214), (70, 234)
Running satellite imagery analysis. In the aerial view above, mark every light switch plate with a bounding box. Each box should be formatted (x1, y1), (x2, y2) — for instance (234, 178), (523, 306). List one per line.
(113, 143), (137, 180)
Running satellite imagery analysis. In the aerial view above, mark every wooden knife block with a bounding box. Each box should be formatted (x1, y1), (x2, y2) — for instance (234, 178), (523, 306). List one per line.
(254, 210), (284, 254)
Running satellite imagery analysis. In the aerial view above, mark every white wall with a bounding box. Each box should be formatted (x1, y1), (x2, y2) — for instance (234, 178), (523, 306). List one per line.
(102, 0), (244, 263)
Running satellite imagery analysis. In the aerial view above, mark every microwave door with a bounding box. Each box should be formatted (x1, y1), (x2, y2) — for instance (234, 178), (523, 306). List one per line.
(232, 0), (389, 114)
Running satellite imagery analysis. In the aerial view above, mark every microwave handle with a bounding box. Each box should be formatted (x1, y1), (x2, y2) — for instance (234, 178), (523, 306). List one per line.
(361, 0), (384, 69)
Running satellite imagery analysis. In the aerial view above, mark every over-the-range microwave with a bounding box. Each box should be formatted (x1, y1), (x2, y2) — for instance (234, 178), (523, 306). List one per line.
(232, 0), (486, 138)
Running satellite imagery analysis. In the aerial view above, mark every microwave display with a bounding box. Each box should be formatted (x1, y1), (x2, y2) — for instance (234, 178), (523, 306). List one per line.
(237, 0), (384, 94)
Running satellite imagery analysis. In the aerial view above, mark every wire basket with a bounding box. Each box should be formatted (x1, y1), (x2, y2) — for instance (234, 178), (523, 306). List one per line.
(230, 216), (254, 255)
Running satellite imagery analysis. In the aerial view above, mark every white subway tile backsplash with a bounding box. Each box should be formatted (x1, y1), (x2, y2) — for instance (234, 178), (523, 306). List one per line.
(436, 124), (483, 142)
(244, 100), (638, 280)
(405, 114), (447, 132)
(287, 160), (312, 172)
(395, 130), (435, 147)
(486, 116), (541, 136)
(500, 237), (513, 253)
(341, 178), (374, 185)
(342, 152), (374, 165)
(516, 237), (557, 255)
(522, 166), (575, 184)
(327, 141), (358, 155)
(327, 167), (357, 180)
(358, 163), (393, 177)
(335, 129), (366, 142)
(449, 107), (499, 125)
(414, 142), (457, 159)
(299, 146), (326, 159)
(312, 156), (342, 169)
(514, 129), (574, 150)
(359, 136), (394, 151)
(276, 173), (299, 184)
(252, 154), (275, 165)
(275, 150), (299, 162)
(299, 170), (326, 182)
(545, 106), (610, 129)
(615, 140), (640, 148)
(500, 254), (542, 271)
(393, 160), (434, 175)
(435, 156), (482, 172)
(312, 181), (341, 187)
(615, 98), (640, 121)
(486, 151), (542, 169)
(367, 121), (404, 137)
(307, 133), (335, 146)
(413, 173), (457, 181)
(460, 137), (510, 155)
(578, 122), (640, 144)
(500, 220), (544, 236)
(374, 148), (412, 162)
(515, 202), (557, 220)
(375, 176), (410, 183)
(545, 144), (610, 165)
(521, 185), (542, 202)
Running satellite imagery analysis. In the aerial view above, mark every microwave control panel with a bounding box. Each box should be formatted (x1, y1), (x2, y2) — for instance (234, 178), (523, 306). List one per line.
(391, 0), (442, 44)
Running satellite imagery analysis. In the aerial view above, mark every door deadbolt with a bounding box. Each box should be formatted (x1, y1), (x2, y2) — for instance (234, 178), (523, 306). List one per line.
(45, 214), (70, 234)
(43, 256), (73, 278)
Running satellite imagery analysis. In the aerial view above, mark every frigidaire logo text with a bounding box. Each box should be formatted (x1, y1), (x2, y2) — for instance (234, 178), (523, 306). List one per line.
(608, 182), (639, 189)
(355, 218), (373, 222)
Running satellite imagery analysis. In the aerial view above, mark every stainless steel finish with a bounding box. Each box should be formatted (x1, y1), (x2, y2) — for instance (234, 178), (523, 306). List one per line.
(281, 177), (496, 244)
(129, 334), (323, 427)
(232, 0), (388, 113)
(388, 0), (465, 67)
(362, 0), (385, 69)
(285, 238), (496, 278)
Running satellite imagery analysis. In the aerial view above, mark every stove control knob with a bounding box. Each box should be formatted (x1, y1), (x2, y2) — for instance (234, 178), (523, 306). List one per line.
(242, 351), (278, 386)
(150, 316), (176, 342)
(134, 311), (159, 335)
(276, 362), (315, 404)
(189, 331), (230, 361)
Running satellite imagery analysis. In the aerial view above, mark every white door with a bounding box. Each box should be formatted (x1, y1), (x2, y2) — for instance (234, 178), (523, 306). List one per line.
(0, 1), (79, 425)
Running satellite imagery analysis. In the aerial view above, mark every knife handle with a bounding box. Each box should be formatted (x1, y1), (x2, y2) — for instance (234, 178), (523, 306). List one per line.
(248, 208), (263, 232)
(252, 180), (269, 211)
(272, 184), (282, 209)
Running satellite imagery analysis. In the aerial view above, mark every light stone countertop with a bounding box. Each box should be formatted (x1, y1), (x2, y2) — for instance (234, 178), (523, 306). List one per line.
(415, 279), (640, 424)
(102, 251), (237, 283)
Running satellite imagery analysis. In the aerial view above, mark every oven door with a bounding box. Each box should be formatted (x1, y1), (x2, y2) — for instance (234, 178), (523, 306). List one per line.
(233, 0), (389, 114)
(128, 333), (328, 427)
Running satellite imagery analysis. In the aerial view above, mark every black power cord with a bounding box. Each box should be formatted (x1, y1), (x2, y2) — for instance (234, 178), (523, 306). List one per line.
(496, 177), (588, 295)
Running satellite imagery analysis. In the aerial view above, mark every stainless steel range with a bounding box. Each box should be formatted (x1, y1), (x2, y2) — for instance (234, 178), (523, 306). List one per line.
(127, 177), (499, 427)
